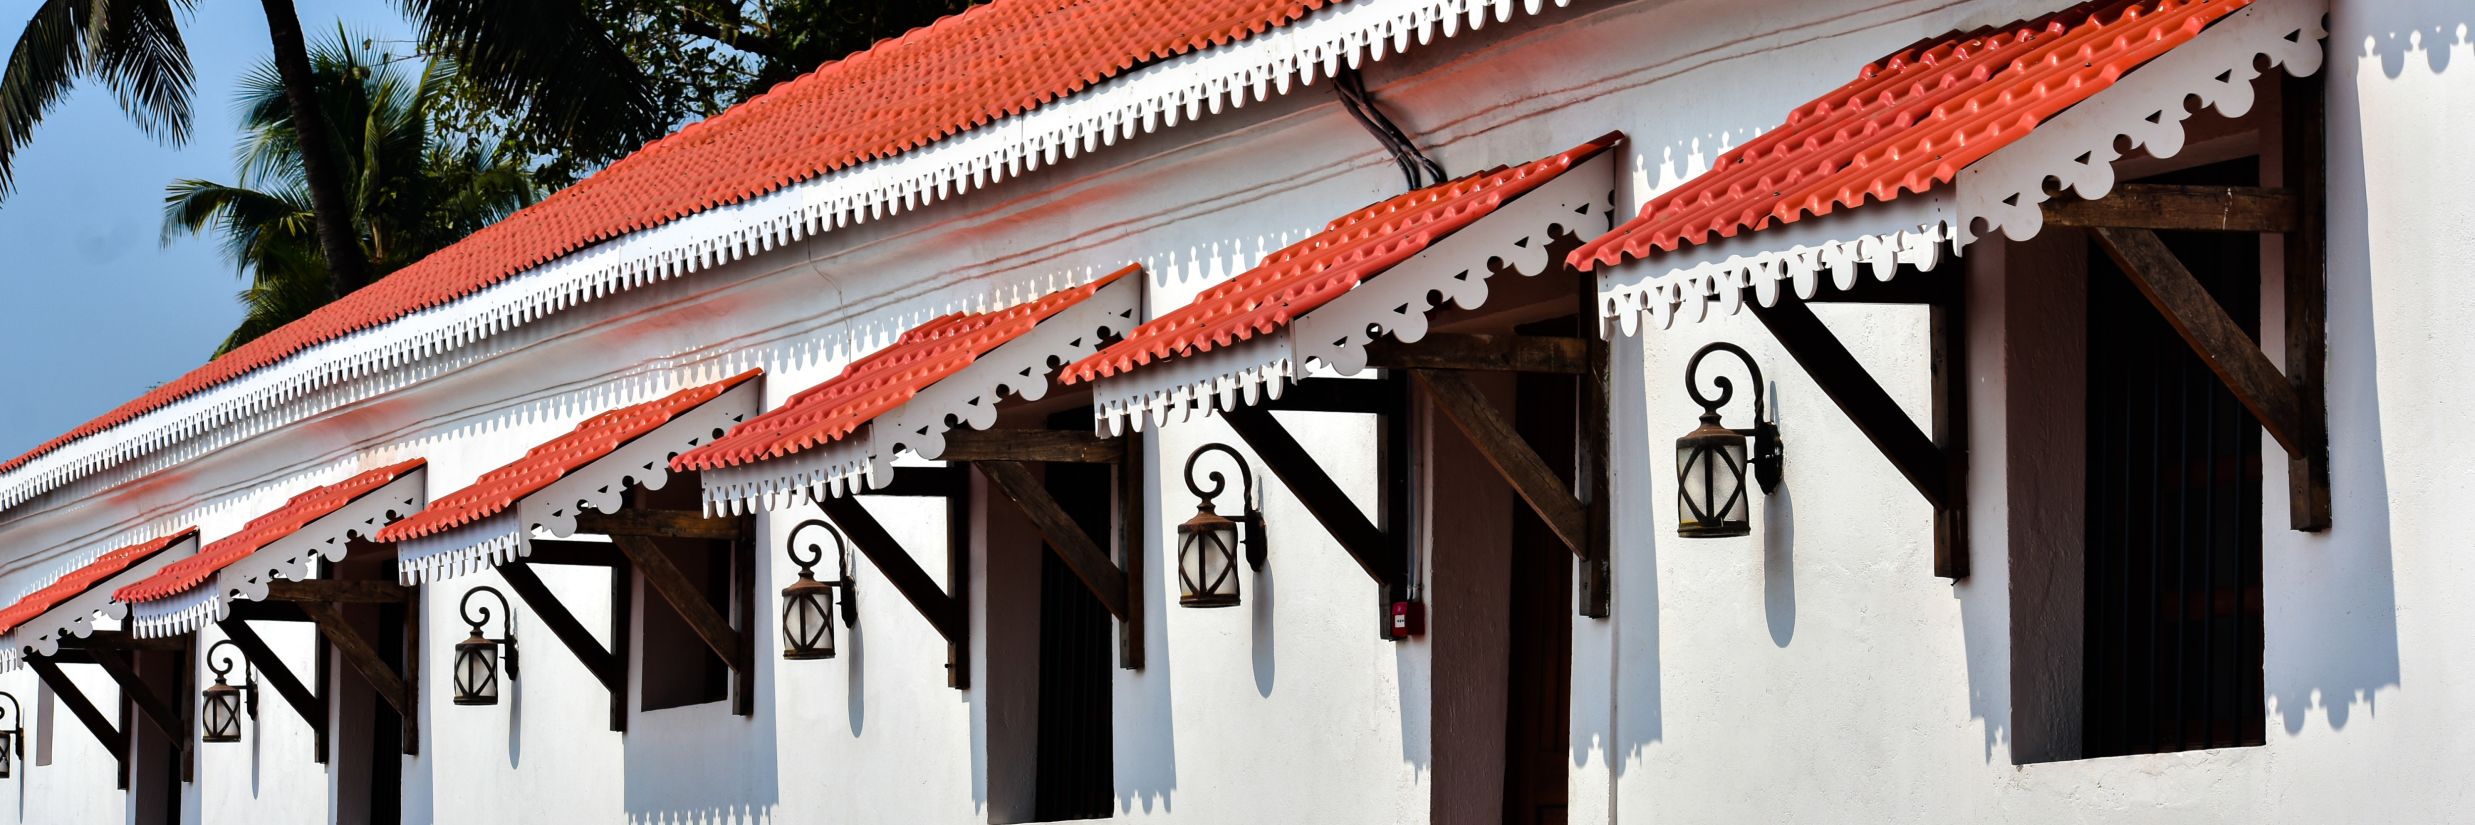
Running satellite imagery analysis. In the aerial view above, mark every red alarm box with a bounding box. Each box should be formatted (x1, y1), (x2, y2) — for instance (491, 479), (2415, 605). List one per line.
(1390, 600), (1426, 639)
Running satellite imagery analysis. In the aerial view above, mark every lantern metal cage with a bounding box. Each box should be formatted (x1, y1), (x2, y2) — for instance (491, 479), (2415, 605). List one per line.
(200, 640), (258, 744)
(453, 586), (519, 706)
(781, 519), (858, 660)
(1676, 342), (1782, 539)
(0, 691), (20, 778)
(1178, 443), (1265, 608)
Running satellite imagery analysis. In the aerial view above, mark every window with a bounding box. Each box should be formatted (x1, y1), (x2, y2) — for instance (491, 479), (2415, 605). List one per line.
(1031, 441), (1116, 820)
(2080, 159), (2267, 756)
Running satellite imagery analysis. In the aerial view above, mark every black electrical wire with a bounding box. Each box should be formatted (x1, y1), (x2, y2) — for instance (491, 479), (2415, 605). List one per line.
(1333, 67), (1446, 191)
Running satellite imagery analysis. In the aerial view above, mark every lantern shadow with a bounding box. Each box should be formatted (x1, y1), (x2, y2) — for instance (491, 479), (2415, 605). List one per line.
(1251, 563), (1276, 697)
(1763, 386), (1796, 648)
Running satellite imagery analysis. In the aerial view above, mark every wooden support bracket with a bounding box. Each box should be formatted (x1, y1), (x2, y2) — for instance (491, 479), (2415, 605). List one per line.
(215, 619), (327, 761)
(973, 459), (1148, 668)
(1753, 291), (1971, 579)
(1221, 404), (1407, 592)
(2282, 72), (2332, 531)
(82, 645), (186, 753)
(816, 492), (972, 689)
(1366, 333), (1587, 374)
(941, 429), (1124, 464)
(2043, 183), (2300, 233)
(608, 533), (755, 715)
(24, 655), (125, 771)
(263, 578), (413, 604)
(497, 562), (629, 731)
(2093, 226), (2306, 456)
(1412, 369), (1590, 556)
(577, 508), (746, 541)
(299, 601), (416, 755)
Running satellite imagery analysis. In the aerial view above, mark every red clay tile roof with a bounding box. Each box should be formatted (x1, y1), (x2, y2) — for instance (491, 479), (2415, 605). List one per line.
(374, 371), (761, 542)
(0, 529), (197, 635)
(1061, 133), (1623, 383)
(675, 267), (1138, 472)
(1568, 0), (2251, 271)
(112, 461), (426, 604)
(2, 0), (1345, 479)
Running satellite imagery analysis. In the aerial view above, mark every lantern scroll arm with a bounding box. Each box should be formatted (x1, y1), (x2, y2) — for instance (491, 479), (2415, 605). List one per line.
(815, 491), (972, 690)
(214, 619), (328, 751)
(1749, 282), (1970, 580)
(495, 561), (627, 731)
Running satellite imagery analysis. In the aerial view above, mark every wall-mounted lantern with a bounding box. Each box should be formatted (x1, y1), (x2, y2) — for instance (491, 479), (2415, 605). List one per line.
(0, 691), (21, 778)
(1677, 342), (1783, 538)
(782, 519), (858, 660)
(1178, 443), (1265, 608)
(453, 586), (519, 706)
(200, 640), (259, 744)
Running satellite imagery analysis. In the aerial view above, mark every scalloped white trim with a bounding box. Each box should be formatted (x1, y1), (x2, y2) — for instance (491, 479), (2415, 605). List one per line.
(1, 532), (197, 670)
(700, 277), (1141, 514)
(396, 381), (758, 583)
(1596, 0), (2328, 333)
(1093, 149), (1616, 432)
(125, 470), (427, 638)
(0, 0), (1578, 517)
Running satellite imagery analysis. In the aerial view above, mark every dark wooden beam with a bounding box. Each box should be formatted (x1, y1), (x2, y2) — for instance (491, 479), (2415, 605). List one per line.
(608, 534), (751, 677)
(1221, 405), (1404, 587)
(2043, 184), (2300, 233)
(975, 461), (1130, 620)
(85, 646), (185, 750)
(1930, 277), (1972, 580)
(866, 465), (971, 498)
(1365, 333), (1586, 374)
(1256, 376), (1395, 415)
(496, 562), (625, 724)
(214, 619), (326, 757)
(940, 429), (1124, 464)
(399, 598), (421, 756)
(2283, 72), (2332, 532)
(224, 599), (311, 623)
(608, 552), (633, 731)
(577, 508), (745, 541)
(1752, 298), (1950, 507)
(58, 631), (185, 653)
(1411, 369), (1589, 557)
(1575, 272), (1614, 617)
(815, 493), (969, 688)
(262, 579), (412, 604)
(1114, 431), (1146, 669)
(732, 518), (756, 717)
(300, 601), (410, 719)
(2092, 226), (2305, 455)
(24, 655), (125, 762)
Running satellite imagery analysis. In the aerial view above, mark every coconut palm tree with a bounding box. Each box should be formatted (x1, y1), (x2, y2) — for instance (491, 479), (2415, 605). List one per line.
(165, 31), (539, 355)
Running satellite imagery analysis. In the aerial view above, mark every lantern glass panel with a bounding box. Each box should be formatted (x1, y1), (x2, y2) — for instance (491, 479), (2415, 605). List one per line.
(1178, 515), (1241, 608)
(1676, 424), (1751, 538)
(0, 732), (12, 778)
(781, 580), (836, 660)
(454, 638), (499, 705)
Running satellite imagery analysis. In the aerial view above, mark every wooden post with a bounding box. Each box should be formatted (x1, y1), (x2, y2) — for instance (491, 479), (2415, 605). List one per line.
(2282, 71), (2332, 531)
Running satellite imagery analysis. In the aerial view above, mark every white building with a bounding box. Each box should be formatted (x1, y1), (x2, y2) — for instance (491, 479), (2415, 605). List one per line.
(0, 0), (2465, 822)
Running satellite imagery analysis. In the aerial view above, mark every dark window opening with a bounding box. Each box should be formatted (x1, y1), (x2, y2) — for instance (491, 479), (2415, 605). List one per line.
(2081, 158), (2267, 757)
(1032, 429), (1116, 821)
(1504, 319), (1575, 825)
(640, 536), (734, 711)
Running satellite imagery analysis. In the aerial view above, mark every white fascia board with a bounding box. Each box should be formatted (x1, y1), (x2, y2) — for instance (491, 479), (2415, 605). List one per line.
(1596, 0), (2330, 334)
(396, 380), (760, 584)
(0, 0), (1580, 517)
(701, 274), (1144, 514)
(125, 469), (427, 639)
(1093, 148), (1620, 434)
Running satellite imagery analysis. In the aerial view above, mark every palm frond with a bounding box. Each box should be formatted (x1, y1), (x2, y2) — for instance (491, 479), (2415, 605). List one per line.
(88, 0), (195, 144)
(0, 0), (97, 197)
(397, 0), (665, 167)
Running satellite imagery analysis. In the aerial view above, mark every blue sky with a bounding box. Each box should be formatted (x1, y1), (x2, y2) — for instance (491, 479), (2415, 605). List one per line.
(0, 0), (409, 458)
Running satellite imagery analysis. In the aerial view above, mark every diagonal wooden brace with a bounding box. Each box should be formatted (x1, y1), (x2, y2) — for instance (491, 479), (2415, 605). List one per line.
(83, 645), (186, 751)
(497, 561), (628, 730)
(975, 460), (1131, 621)
(300, 602), (410, 721)
(1221, 405), (1406, 590)
(215, 619), (327, 758)
(608, 532), (754, 716)
(816, 493), (972, 689)
(25, 655), (126, 764)
(1411, 369), (1590, 558)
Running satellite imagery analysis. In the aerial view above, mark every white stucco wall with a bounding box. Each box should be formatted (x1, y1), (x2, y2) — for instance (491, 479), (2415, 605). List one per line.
(0, 0), (2465, 822)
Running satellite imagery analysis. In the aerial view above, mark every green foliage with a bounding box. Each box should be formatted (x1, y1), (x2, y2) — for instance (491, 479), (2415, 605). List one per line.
(409, 0), (978, 184)
(165, 29), (542, 356)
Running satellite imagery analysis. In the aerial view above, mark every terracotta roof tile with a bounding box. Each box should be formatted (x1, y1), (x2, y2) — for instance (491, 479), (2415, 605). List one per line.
(1569, 0), (2250, 271)
(0, 529), (197, 635)
(3, 0), (1341, 479)
(111, 461), (426, 604)
(674, 267), (1138, 472)
(1062, 133), (1622, 383)
(374, 371), (761, 542)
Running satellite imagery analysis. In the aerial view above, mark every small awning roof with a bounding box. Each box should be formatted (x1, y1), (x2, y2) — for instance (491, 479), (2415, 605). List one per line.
(0, 528), (197, 668)
(675, 268), (1142, 513)
(113, 460), (427, 638)
(1061, 133), (1622, 433)
(376, 370), (763, 584)
(1571, 0), (2327, 332)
